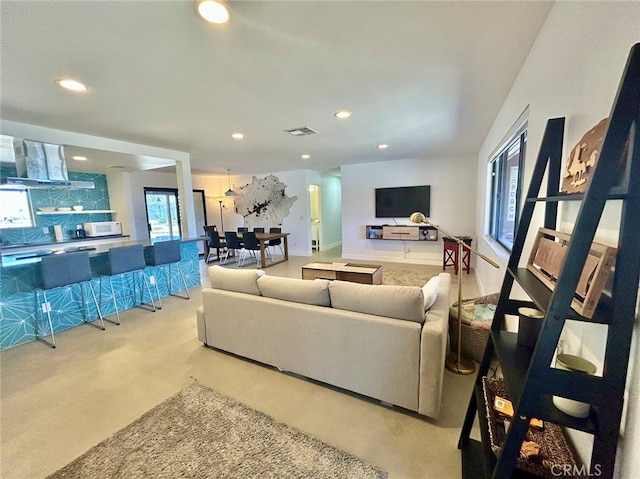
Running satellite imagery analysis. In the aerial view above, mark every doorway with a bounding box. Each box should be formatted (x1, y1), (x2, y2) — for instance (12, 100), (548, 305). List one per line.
(309, 184), (321, 251)
(144, 188), (207, 248)
(144, 188), (181, 241)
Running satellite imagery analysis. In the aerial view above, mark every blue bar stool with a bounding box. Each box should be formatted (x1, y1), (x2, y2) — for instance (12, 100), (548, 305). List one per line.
(36, 251), (105, 348)
(146, 240), (190, 309)
(100, 244), (156, 325)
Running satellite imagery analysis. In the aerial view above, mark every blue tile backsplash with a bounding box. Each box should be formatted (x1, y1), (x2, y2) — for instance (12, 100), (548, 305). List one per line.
(0, 166), (113, 244)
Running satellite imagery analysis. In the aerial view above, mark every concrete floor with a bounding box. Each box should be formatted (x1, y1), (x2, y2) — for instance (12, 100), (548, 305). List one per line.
(0, 248), (479, 479)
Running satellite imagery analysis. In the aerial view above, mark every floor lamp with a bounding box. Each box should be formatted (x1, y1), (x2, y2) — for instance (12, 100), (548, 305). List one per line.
(217, 198), (225, 232)
(410, 212), (500, 375)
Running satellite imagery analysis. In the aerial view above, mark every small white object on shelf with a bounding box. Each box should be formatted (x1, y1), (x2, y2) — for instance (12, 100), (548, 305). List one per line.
(72, 205), (84, 211)
(39, 207), (56, 212)
(57, 207), (72, 212)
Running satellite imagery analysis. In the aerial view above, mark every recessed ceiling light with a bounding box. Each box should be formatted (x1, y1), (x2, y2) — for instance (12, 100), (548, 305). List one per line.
(301, 154), (311, 159)
(230, 133), (244, 140)
(56, 79), (88, 92)
(378, 144), (389, 150)
(334, 110), (352, 119)
(71, 156), (88, 161)
(195, 0), (230, 24)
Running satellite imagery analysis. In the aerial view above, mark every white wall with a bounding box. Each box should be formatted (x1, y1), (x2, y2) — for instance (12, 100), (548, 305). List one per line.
(473, 2), (640, 475)
(341, 156), (477, 265)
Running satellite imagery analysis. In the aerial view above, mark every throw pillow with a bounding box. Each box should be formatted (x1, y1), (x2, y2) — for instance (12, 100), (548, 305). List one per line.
(329, 280), (425, 324)
(208, 265), (265, 296)
(422, 276), (440, 311)
(257, 276), (331, 306)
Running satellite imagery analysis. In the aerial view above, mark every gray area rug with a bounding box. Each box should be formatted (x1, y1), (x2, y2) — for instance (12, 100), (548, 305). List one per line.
(47, 382), (387, 479)
(382, 267), (441, 287)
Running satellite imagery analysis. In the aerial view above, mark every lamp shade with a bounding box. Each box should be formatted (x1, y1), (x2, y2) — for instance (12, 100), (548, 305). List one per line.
(409, 212), (427, 224)
(224, 169), (237, 197)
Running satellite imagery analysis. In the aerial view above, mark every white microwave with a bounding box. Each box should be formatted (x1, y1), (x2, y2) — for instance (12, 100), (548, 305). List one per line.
(84, 221), (122, 237)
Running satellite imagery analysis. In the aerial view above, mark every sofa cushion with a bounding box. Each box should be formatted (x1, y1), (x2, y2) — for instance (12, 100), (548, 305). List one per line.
(329, 280), (425, 324)
(258, 275), (331, 306)
(422, 276), (440, 311)
(208, 265), (265, 296)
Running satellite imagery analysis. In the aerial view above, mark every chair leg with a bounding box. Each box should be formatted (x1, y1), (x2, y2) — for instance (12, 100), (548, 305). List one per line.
(151, 267), (163, 309)
(106, 275), (121, 325)
(86, 281), (106, 330)
(170, 262), (190, 300)
(140, 270), (157, 312)
(39, 290), (56, 348)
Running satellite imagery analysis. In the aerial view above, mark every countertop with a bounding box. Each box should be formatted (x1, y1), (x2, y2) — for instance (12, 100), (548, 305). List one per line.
(0, 236), (207, 268)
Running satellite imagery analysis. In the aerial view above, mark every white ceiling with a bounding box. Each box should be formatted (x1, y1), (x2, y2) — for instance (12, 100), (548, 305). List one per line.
(0, 1), (552, 176)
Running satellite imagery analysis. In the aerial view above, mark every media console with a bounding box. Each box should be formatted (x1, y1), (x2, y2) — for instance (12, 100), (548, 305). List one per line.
(365, 225), (438, 241)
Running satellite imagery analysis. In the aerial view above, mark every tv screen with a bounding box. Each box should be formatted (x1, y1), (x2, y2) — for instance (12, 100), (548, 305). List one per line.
(375, 185), (430, 218)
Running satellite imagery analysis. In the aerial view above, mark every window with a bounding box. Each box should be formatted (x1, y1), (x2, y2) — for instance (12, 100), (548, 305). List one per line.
(0, 189), (34, 228)
(489, 125), (527, 251)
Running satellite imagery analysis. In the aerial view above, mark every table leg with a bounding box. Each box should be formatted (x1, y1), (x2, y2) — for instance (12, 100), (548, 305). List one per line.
(283, 235), (289, 260)
(259, 240), (267, 268)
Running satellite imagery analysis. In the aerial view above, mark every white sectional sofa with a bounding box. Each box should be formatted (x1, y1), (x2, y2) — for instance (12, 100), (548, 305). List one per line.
(197, 265), (452, 419)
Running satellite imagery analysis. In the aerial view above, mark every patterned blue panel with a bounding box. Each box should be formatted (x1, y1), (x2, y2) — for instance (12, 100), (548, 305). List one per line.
(0, 242), (201, 349)
(0, 167), (112, 243)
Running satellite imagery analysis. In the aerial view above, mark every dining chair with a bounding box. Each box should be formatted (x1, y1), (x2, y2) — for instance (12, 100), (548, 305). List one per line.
(238, 231), (261, 267)
(223, 231), (242, 264)
(204, 226), (223, 263)
(268, 227), (284, 258)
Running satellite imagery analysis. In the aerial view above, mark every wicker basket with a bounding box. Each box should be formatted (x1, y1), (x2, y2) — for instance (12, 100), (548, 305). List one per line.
(449, 293), (498, 362)
(482, 377), (577, 478)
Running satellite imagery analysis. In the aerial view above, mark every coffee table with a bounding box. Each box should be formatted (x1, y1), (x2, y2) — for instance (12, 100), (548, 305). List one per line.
(302, 262), (383, 285)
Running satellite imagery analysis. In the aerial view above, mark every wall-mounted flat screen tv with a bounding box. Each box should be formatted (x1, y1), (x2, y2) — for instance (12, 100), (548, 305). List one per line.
(375, 185), (430, 218)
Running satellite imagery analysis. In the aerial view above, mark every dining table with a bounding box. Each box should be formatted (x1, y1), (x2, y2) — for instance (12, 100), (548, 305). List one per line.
(210, 231), (290, 268)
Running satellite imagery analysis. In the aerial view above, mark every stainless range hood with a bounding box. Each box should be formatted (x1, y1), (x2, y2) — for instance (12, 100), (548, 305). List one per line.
(0, 139), (95, 189)
(1, 177), (95, 189)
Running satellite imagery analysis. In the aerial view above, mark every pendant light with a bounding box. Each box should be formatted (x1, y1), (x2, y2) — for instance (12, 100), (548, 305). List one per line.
(224, 169), (237, 197)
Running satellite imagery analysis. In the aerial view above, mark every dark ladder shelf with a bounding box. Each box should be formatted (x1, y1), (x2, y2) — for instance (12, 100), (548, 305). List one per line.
(458, 42), (640, 479)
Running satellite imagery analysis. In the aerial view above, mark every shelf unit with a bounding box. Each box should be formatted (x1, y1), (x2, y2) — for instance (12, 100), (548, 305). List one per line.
(365, 224), (438, 241)
(35, 210), (116, 215)
(459, 43), (639, 479)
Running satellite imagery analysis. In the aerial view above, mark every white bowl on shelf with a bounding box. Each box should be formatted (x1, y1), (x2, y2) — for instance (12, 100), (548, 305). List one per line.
(39, 207), (56, 212)
(57, 207), (72, 212)
(72, 205), (84, 211)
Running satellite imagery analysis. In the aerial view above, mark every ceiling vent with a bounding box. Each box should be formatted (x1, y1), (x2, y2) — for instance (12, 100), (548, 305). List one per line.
(284, 126), (318, 137)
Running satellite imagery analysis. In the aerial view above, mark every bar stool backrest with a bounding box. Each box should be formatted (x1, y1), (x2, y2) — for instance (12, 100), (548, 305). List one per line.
(41, 251), (93, 290)
(109, 244), (146, 275)
(253, 227), (265, 233)
(237, 227), (248, 233)
(149, 240), (182, 266)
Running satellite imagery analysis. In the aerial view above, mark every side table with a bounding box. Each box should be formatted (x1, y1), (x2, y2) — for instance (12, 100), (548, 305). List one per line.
(442, 236), (473, 274)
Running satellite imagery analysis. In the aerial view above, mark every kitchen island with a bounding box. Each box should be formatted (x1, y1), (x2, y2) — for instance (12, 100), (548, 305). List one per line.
(0, 236), (205, 349)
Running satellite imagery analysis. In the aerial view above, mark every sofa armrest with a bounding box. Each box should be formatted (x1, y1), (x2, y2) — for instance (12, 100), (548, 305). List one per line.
(418, 273), (451, 419)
